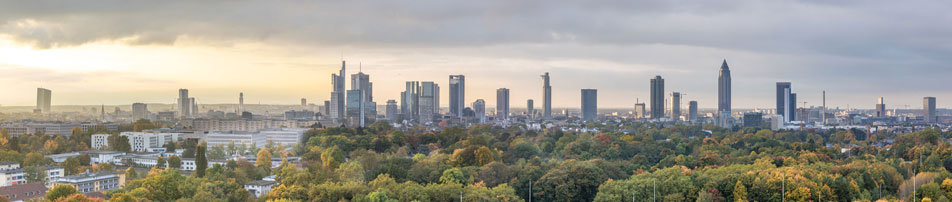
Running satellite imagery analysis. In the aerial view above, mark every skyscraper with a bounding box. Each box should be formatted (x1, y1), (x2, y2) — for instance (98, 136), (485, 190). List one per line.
(346, 90), (364, 127)
(301, 98), (307, 109)
(717, 60), (732, 127)
(36, 88), (51, 113)
(581, 89), (597, 121)
(349, 70), (376, 127)
(634, 102), (646, 119)
(385, 100), (398, 121)
(541, 72), (552, 120)
(670, 92), (681, 121)
(402, 81), (420, 121)
(419, 81), (439, 123)
(449, 75), (465, 117)
(178, 89), (190, 118)
(239, 92), (244, 113)
(924, 97), (937, 124)
(132, 103), (149, 120)
(351, 72), (373, 102)
(526, 99), (534, 119)
(650, 76), (665, 119)
(496, 88), (510, 120)
(329, 60), (346, 121)
(875, 97), (886, 117)
(472, 99), (486, 124)
(688, 101), (698, 122)
(776, 82), (792, 122)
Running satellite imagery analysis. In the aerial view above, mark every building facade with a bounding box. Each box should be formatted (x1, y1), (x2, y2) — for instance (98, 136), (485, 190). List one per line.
(581, 89), (597, 121)
(449, 75), (466, 117)
(496, 88), (510, 120)
(650, 76), (665, 119)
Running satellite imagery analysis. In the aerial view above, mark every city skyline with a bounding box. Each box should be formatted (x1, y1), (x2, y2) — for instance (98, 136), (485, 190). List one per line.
(1, 1), (951, 109)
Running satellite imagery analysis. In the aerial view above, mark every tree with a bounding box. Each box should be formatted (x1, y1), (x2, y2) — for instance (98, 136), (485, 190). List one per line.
(23, 152), (47, 167)
(167, 155), (182, 169)
(474, 146), (494, 166)
(47, 185), (79, 201)
(439, 168), (470, 185)
(64, 157), (82, 175)
(165, 142), (177, 153)
(257, 149), (273, 172)
(124, 167), (138, 183)
(24, 166), (47, 184)
(133, 119), (157, 132)
(195, 142), (208, 177)
(322, 147), (345, 169)
(109, 193), (138, 202)
(336, 161), (366, 183)
(733, 181), (748, 202)
(156, 156), (166, 168)
(109, 134), (132, 152)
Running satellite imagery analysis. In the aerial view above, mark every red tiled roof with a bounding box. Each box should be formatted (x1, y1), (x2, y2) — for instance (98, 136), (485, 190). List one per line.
(0, 183), (47, 202)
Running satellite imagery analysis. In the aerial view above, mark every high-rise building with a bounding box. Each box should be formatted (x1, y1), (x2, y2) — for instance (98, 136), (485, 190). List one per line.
(634, 102), (646, 118)
(329, 60), (346, 121)
(541, 72), (552, 119)
(688, 101), (698, 122)
(351, 72), (373, 102)
(718, 60), (732, 127)
(875, 97), (886, 117)
(348, 71), (376, 127)
(670, 92), (681, 121)
(419, 81), (439, 123)
(36, 88), (51, 113)
(189, 97), (197, 116)
(401, 81), (420, 121)
(301, 98), (307, 109)
(385, 100), (398, 121)
(924, 97), (937, 123)
(743, 112), (763, 127)
(496, 88), (510, 120)
(581, 89), (597, 121)
(776, 82), (793, 123)
(346, 90), (375, 127)
(650, 76), (665, 119)
(472, 99), (486, 124)
(178, 89), (190, 118)
(526, 99), (534, 119)
(449, 75), (465, 117)
(239, 92), (245, 113)
(132, 103), (149, 120)
(790, 93), (797, 121)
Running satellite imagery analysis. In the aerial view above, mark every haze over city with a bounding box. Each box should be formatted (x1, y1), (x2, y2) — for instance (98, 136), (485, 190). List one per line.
(1, 1), (950, 109)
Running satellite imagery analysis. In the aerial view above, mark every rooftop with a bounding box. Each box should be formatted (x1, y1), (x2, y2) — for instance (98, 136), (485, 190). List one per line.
(245, 180), (277, 186)
(0, 183), (47, 201)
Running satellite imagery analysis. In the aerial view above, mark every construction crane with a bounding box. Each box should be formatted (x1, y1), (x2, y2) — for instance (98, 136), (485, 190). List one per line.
(799, 101), (809, 108)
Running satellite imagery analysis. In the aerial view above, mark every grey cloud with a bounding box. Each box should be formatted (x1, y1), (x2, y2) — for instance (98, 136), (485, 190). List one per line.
(1, 0), (950, 107)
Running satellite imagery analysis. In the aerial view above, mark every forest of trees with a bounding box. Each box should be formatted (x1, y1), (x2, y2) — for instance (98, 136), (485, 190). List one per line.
(3, 120), (952, 202)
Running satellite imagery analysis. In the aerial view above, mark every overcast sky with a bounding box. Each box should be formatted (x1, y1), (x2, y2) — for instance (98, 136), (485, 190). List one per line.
(0, 0), (949, 109)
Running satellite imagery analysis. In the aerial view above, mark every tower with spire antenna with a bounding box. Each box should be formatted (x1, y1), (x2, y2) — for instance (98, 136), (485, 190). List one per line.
(717, 59), (732, 128)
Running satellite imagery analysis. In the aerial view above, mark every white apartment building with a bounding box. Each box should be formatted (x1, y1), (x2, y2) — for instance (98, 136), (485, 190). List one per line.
(260, 128), (307, 146)
(119, 132), (181, 152)
(183, 119), (319, 131)
(0, 163), (64, 187)
(203, 131), (267, 148)
(90, 134), (110, 150)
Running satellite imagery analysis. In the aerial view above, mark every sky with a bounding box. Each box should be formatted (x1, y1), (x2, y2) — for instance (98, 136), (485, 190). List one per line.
(0, 0), (950, 109)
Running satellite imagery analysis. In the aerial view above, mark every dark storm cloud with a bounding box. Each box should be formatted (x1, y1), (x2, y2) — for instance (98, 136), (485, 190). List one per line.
(1, 0), (950, 107)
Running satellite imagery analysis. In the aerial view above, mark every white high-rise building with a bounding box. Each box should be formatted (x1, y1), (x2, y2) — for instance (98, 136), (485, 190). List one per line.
(91, 134), (110, 150)
(178, 89), (190, 118)
(36, 88), (52, 113)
